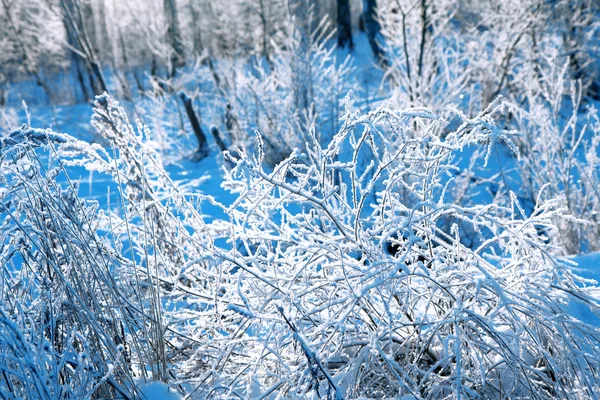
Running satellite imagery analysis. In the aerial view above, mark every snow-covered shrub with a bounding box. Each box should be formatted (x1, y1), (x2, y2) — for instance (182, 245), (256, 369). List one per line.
(213, 5), (354, 165)
(503, 60), (600, 254)
(2, 95), (599, 398)
(0, 95), (204, 398)
(0, 126), (139, 398)
(376, 0), (472, 111)
(195, 100), (600, 398)
(460, 0), (600, 104)
(377, 0), (600, 112)
(135, 59), (214, 162)
(376, 0), (600, 254)
(134, 90), (194, 162)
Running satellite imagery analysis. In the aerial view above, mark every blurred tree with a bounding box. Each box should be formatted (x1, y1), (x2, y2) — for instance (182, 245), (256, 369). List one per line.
(337, 0), (354, 49)
(162, 0), (208, 157)
(0, 0), (65, 103)
(362, 0), (384, 63)
(60, 0), (108, 98)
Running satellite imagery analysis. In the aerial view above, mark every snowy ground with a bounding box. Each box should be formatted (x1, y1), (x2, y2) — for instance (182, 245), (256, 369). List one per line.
(140, 381), (183, 400)
(570, 252), (600, 326)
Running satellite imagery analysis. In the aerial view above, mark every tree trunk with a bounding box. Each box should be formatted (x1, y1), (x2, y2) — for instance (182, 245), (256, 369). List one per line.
(164, 0), (185, 75)
(362, 0), (384, 64)
(337, 0), (353, 50)
(258, 0), (270, 63)
(163, 0), (209, 158)
(417, 0), (428, 79)
(180, 93), (209, 156)
(188, 0), (204, 57)
(210, 126), (227, 153)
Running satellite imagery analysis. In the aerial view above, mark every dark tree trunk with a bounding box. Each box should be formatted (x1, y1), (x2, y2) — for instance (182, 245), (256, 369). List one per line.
(0, 83), (5, 107)
(362, 0), (384, 64)
(73, 57), (91, 101)
(210, 127), (227, 153)
(188, 0), (204, 57)
(164, 0), (185, 75)
(258, 0), (270, 63)
(417, 0), (428, 79)
(163, 0), (209, 159)
(180, 93), (209, 157)
(63, 3), (90, 101)
(337, 0), (353, 50)
(94, 0), (112, 63)
(208, 58), (241, 147)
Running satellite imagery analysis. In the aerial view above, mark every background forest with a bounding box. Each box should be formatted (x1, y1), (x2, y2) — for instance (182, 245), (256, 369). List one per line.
(1, 0), (600, 399)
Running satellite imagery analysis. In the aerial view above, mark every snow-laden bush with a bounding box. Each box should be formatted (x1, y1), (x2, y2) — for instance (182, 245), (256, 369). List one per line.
(0, 126), (139, 398)
(0, 95), (199, 398)
(212, 6), (354, 165)
(497, 58), (600, 255)
(377, 1), (600, 256)
(134, 57), (217, 162)
(204, 100), (600, 398)
(377, 0), (471, 110)
(1, 95), (599, 398)
(377, 0), (600, 111)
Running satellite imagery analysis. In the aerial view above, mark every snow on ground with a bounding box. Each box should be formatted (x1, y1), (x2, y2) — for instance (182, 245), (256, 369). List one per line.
(139, 381), (183, 400)
(570, 252), (600, 326)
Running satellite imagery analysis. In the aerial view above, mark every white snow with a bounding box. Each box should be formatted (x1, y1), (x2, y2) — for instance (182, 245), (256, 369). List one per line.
(139, 381), (183, 400)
